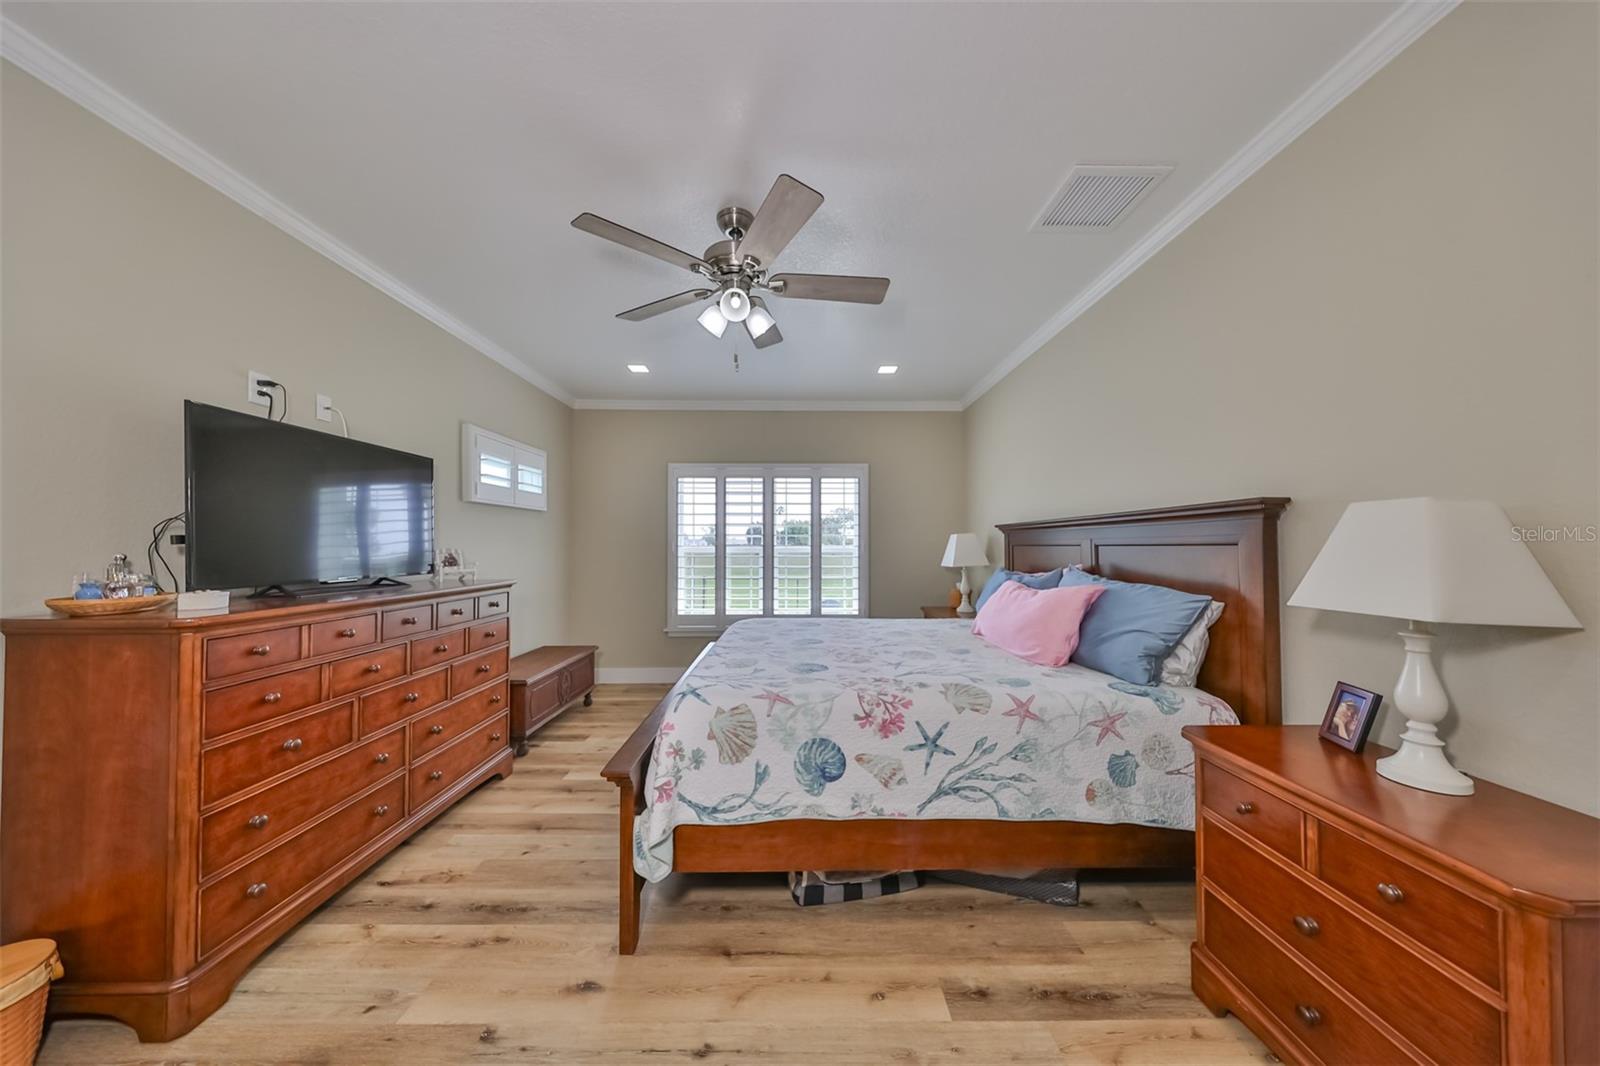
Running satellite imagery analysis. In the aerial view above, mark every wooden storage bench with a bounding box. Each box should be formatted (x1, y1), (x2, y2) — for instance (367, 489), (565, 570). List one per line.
(508, 645), (597, 755)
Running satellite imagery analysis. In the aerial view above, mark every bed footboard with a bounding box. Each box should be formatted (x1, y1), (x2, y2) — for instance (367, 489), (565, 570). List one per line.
(598, 645), (713, 954)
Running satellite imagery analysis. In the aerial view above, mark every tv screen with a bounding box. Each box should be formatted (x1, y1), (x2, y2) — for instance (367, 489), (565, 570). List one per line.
(185, 400), (434, 591)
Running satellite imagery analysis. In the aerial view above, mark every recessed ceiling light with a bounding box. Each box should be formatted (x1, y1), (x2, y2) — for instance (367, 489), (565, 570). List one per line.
(626, 364), (649, 374)
(877, 365), (899, 375)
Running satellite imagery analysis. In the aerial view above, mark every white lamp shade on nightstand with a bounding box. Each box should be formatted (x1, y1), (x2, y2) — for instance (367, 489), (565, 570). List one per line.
(1288, 498), (1580, 627)
(940, 533), (988, 569)
(1289, 498), (1581, 797)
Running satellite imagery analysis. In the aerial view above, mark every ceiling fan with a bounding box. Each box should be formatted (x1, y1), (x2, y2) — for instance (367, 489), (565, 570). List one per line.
(571, 174), (890, 349)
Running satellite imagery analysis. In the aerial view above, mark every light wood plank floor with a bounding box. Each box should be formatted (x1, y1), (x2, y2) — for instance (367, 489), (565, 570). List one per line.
(38, 684), (1272, 1065)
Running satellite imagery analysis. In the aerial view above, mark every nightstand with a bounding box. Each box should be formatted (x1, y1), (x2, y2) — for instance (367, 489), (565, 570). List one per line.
(919, 605), (962, 619)
(1184, 724), (1599, 1065)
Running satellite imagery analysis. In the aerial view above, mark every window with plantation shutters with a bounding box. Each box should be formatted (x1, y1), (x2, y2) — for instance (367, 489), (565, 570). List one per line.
(462, 424), (546, 511)
(667, 464), (868, 634)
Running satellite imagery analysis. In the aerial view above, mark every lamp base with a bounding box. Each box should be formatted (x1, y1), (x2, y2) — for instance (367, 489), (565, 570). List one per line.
(1376, 741), (1475, 796)
(956, 568), (976, 617)
(1375, 625), (1475, 796)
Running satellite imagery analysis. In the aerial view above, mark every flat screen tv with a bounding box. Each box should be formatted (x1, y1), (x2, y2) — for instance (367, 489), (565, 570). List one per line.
(185, 400), (435, 593)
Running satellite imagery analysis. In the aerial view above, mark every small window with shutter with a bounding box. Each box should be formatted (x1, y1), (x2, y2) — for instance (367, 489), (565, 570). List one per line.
(462, 424), (547, 511)
(667, 463), (868, 634)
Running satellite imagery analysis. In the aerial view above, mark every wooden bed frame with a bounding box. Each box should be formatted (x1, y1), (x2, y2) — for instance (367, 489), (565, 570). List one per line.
(602, 497), (1289, 953)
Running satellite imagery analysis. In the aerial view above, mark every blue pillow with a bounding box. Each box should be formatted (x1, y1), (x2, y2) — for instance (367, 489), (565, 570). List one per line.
(1058, 569), (1212, 685)
(973, 567), (1063, 612)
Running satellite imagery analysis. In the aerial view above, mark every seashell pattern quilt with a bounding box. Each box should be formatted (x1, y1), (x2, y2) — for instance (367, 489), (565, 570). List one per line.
(634, 618), (1239, 881)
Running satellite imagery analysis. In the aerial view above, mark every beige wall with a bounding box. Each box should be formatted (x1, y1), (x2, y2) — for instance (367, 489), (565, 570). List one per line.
(0, 62), (571, 653)
(569, 409), (966, 670)
(965, 3), (1599, 814)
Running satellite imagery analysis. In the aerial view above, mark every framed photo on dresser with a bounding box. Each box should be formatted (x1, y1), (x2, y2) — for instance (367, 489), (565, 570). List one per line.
(1318, 681), (1381, 752)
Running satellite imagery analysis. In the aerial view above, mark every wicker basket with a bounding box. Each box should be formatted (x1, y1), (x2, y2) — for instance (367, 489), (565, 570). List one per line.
(0, 940), (62, 1066)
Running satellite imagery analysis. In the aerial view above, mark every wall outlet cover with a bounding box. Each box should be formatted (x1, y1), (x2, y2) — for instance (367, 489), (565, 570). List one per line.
(316, 394), (334, 422)
(247, 370), (272, 407)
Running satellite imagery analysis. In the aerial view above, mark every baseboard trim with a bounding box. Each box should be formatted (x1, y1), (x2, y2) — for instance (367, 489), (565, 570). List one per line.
(597, 668), (686, 685)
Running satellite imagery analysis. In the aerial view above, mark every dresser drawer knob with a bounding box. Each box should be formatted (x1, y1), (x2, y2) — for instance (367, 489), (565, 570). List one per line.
(1377, 882), (1406, 904)
(490, 695), (503, 705)
(450, 608), (466, 616)
(401, 616), (419, 625)
(375, 752), (390, 764)
(477, 664), (492, 673)
(428, 770), (444, 781)
(262, 691), (282, 704)
(249, 644), (272, 656)
(1292, 915), (1320, 937)
(434, 643), (451, 653)
(429, 724), (444, 735)
(490, 732), (503, 742)
(339, 627), (358, 638)
(1234, 801), (1255, 815)
(281, 738), (303, 752)
(373, 804), (390, 817)
(484, 630), (497, 639)
(246, 882), (269, 899)
(247, 813), (270, 829)
(1294, 1005), (1322, 1028)
(488, 600), (501, 608)
(404, 692), (420, 703)
(366, 663), (383, 674)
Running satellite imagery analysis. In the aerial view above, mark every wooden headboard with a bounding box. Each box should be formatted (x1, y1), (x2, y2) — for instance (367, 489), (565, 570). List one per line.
(997, 498), (1289, 726)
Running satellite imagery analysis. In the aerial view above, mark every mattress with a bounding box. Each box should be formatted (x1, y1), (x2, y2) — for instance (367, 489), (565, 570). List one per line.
(634, 617), (1238, 881)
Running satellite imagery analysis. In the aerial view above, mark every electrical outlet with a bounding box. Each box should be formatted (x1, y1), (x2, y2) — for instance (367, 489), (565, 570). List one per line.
(247, 370), (273, 407)
(316, 394), (334, 422)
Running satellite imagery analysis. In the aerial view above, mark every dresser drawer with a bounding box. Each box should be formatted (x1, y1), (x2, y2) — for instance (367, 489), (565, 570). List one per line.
(309, 613), (377, 658)
(199, 776), (404, 957)
(412, 681), (509, 760)
(205, 625), (302, 680)
(204, 665), (322, 739)
(1318, 822), (1502, 991)
(466, 619), (508, 652)
(411, 627), (468, 671)
(1200, 761), (1303, 863)
(437, 596), (476, 626)
(329, 644), (408, 698)
(451, 645), (509, 694)
(1204, 819), (1502, 1065)
(202, 703), (355, 806)
(476, 591), (509, 618)
(201, 727), (403, 877)
(358, 668), (449, 736)
(1203, 890), (1419, 1066)
(380, 604), (434, 642)
(410, 711), (510, 811)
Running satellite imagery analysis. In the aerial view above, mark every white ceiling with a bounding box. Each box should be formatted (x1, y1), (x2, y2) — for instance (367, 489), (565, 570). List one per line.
(3, 2), (1435, 406)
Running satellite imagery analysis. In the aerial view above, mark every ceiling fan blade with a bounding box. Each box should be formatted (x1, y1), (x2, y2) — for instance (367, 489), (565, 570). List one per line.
(572, 213), (710, 274)
(752, 323), (783, 349)
(737, 175), (823, 268)
(616, 289), (713, 321)
(768, 273), (890, 304)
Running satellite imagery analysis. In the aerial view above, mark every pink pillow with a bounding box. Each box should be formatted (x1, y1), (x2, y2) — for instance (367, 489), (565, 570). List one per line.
(971, 580), (1106, 667)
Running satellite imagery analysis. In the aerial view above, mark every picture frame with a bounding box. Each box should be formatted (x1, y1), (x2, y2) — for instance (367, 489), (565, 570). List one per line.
(1318, 681), (1382, 753)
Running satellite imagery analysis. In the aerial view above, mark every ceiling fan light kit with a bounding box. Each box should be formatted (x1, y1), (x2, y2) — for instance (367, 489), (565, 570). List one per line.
(573, 174), (891, 353)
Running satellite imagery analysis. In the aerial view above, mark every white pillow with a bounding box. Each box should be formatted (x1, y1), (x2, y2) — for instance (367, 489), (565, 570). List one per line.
(1159, 600), (1224, 688)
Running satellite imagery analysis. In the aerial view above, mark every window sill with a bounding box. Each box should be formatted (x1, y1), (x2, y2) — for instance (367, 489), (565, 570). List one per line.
(664, 625), (725, 638)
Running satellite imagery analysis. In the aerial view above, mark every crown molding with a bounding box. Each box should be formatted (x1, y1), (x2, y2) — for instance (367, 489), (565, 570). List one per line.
(0, 19), (576, 407)
(959, 0), (1458, 409)
(571, 398), (965, 412)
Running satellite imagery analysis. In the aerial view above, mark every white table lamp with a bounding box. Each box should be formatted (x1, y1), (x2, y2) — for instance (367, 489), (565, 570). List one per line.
(941, 533), (989, 617)
(1288, 498), (1581, 796)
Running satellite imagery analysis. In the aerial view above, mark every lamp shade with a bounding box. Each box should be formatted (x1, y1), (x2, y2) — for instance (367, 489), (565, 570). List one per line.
(1288, 498), (1581, 628)
(941, 532), (988, 569)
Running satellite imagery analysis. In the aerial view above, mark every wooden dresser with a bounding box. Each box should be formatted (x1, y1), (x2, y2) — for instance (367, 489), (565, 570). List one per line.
(1185, 725), (1599, 1065)
(0, 581), (516, 1042)
(508, 645), (596, 756)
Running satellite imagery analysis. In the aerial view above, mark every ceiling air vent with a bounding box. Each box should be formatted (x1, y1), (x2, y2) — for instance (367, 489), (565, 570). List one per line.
(1034, 165), (1173, 231)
